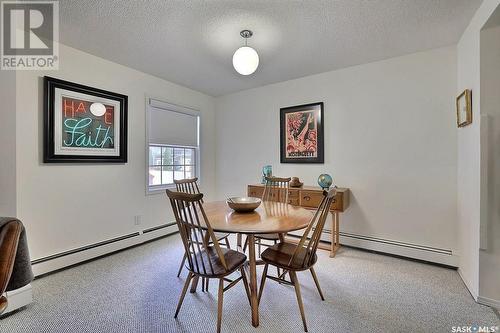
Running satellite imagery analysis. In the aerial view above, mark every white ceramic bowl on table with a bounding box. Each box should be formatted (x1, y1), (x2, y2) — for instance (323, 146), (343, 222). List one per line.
(226, 197), (261, 213)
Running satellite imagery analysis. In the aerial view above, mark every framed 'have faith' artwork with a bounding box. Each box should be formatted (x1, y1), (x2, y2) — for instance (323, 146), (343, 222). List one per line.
(43, 76), (128, 163)
(280, 102), (324, 163)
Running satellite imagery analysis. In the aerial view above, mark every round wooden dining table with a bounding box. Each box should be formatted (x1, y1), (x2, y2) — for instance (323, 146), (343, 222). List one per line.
(200, 200), (313, 328)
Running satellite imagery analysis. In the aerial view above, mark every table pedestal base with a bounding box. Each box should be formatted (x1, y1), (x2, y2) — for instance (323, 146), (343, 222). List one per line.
(247, 235), (259, 327)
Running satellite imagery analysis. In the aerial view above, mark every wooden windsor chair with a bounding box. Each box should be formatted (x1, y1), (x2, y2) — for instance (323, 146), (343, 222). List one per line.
(174, 178), (231, 283)
(257, 188), (336, 332)
(166, 190), (250, 333)
(243, 176), (291, 255)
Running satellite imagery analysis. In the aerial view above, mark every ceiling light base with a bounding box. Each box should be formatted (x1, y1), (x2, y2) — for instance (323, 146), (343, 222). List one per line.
(240, 30), (253, 39)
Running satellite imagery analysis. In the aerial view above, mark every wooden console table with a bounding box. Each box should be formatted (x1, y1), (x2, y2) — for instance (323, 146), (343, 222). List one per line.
(247, 184), (350, 257)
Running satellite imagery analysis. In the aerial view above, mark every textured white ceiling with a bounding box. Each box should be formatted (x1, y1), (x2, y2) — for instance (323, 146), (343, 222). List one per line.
(59, 0), (481, 96)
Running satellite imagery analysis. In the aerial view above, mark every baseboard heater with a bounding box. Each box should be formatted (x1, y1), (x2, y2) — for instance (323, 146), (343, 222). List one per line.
(31, 223), (178, 275)
(143, 223), (175, 234)
(338, 231), (453, 256)
(31, 232), (140, 265)
(288, 228), (457, 267)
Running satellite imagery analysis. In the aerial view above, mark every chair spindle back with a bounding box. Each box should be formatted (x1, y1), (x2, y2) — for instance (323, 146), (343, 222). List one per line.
(166, 190), (227, 275)
(289, 188), (336, 268)
(263, 176), (291, 203)
(174, 178), (203, 203)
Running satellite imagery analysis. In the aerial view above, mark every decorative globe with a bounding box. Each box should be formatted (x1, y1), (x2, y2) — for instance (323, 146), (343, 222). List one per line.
(318, 174), (333, 190)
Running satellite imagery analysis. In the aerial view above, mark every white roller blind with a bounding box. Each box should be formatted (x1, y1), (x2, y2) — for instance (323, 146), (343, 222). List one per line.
(148, 99), (199, 147)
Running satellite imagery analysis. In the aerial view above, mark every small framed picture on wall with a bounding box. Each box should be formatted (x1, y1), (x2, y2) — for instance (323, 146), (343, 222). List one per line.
(280, 102), (324, 163)
(456, 89), (472, 128)
(43, 76), (128, 163)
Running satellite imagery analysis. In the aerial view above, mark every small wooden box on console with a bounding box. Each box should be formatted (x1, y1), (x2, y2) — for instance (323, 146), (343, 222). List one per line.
(247, 184), (350, 257)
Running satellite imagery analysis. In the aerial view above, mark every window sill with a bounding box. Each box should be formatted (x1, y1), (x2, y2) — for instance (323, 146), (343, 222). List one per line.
(147, 184), (176, 195)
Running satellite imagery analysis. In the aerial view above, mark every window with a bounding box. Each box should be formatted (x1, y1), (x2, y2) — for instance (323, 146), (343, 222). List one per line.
(147, 98), (200, 192)
(148, 145), (197, 187)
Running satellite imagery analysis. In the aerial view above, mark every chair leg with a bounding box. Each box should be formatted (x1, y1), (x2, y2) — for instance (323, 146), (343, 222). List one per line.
(225, 237), (231, 249)
(258, 264), (268, 304)
(177, 253), (187, 277)
(237, 233), (242, 252)
(202, 277), (205, 292)
(258, 239), (262, 257)
(240, 267), (251, 306)
(190, 276), (200, 293)
(174, 272), (193, 318)
(289, 271), (308, 332)
(309, 267), (325, 301)
(243, 237), (248, 253)
(206, 278), (209, 292)
(280, 270), (290, 283)
(217, 279), (224, 333)
(278, 269), (287, 279)
(274, 240), (281, 278)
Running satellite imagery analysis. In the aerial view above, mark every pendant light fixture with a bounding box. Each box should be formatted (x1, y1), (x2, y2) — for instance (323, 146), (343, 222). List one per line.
(232, 30), (259, 75)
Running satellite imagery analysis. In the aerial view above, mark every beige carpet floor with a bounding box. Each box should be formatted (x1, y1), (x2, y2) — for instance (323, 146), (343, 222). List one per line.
(1, 234), (498, 333)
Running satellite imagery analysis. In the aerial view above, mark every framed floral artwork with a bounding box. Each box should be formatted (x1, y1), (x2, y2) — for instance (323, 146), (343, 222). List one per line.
(280, 102), (324, 163)
(43, 76), (128, 163)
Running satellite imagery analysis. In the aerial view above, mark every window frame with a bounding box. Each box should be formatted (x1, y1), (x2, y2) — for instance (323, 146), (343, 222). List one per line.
(147, 144), (199, 191)
(146, 97), (201, 194)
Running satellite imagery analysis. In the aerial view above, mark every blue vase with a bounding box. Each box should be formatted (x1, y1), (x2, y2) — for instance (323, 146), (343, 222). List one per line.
(261, 165), (272, 184)
(318, 174), (333, 190)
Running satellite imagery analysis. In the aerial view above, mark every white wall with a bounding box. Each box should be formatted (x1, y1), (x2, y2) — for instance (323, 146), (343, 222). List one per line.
(215, 46), (458, 258)
(0, 71), (17, 217)
(456, 0), (500, 300)
(15, 44), (216, 261)
(479, 23), (500, 306)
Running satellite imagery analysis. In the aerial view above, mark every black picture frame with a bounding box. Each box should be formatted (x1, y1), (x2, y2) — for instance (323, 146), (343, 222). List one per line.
(280, 102), (324, 164)
(43, 76), (128, 163)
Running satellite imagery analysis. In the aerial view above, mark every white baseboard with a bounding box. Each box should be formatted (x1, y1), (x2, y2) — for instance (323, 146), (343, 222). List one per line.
(2, 284), (33, 315)
(289, 229), (458, 267)
(457, 268), (478, 301)
(339, 233), (458, 267)
(478, 296), (500, 310)
(32, 224), (178, 277)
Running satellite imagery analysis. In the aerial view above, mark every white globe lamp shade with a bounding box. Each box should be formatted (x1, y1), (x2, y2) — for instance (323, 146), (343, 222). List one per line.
(232, 46), (259, 75)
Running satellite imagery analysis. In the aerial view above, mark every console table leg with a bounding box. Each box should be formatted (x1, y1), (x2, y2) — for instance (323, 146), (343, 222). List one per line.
(330, 211), (340, 257)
